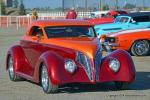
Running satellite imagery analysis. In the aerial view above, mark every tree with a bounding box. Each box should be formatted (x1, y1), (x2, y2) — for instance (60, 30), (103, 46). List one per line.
(102, 4), (109, 10)
(19, 0), (26, 15)
(13, 0), (19, 8)
(124, 3), (136, 9)
(0, 0), (6, 15)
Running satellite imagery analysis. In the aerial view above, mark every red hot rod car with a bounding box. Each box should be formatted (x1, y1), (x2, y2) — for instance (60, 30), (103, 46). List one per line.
(6, 20), (136, 93)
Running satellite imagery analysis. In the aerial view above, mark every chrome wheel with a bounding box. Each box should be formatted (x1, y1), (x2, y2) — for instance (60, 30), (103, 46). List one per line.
(40, 64), (58, 93)
(131, 40), (150, 56)
(41, 65), (49, 91)
(8, 56), (14, 80)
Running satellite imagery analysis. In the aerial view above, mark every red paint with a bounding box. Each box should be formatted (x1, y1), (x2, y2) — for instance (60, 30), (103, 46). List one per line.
(88, 17), (114, 25)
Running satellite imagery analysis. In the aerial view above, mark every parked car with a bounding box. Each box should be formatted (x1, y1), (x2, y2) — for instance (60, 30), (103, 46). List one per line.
(89, 10), (128, 18)
(95, 12), (150, 36)
(6, 20), (136, 93)
(88, 10), (128, 25)
(88, 17), (114, 25)
(89, 11), (109, 18)
(100, 28), (150, 56)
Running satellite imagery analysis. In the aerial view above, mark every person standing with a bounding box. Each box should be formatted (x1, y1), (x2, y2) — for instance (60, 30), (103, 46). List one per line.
(66, 7), (77, 19)
(32, 8), (38, 20)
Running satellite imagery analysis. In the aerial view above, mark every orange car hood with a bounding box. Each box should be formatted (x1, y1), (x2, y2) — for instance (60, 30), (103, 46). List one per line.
(42, 37), (99, 58)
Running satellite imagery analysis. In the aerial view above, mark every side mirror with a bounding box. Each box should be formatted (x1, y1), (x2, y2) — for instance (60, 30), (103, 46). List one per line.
(132, 20), (137, 24)
(32, 36), (39, 40)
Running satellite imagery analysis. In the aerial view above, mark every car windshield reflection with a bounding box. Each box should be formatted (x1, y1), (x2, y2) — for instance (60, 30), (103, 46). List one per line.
(44, 26), (96, 38)
(114, 17), (129, 23)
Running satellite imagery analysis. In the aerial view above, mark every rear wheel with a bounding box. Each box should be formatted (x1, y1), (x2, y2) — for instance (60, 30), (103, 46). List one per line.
(131, 40), (150, 56)
(41, 64), (58, 93)
(8, 55), (21, 81)
(115, 82), (129, 90)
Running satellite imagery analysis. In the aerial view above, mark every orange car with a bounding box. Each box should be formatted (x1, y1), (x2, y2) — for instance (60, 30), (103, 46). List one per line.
(101, 28), (150, 56)
(6, 20), (135, 93)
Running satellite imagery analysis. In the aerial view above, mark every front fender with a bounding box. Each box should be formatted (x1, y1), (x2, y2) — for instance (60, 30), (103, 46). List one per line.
(34, 51), (64, 85)
(6, 45), (26, 72)
(99, 49), (136, 83)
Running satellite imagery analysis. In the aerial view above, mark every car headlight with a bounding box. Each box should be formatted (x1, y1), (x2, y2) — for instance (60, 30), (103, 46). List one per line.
(105, 37), (116, 43)
(64, 59), (77, 73)
(109, 58), (120, 72)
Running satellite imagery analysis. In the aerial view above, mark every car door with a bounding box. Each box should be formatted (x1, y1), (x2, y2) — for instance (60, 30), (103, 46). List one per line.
(21, 26), (44, 76)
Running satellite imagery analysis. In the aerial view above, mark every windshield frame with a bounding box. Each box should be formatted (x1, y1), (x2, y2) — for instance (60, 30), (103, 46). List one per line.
(44, 25), (97, 38)
(114, 16), (131, 23)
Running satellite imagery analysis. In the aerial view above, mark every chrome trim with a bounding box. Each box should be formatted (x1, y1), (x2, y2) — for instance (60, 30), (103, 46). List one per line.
(108, 43), (119, 47)
(94, 45), (102, 81)
(76, 52), (93, 81)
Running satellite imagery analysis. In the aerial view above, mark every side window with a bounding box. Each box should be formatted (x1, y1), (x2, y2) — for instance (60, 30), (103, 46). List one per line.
(133, 16), (150, 22)
(30, 26), (43, 37)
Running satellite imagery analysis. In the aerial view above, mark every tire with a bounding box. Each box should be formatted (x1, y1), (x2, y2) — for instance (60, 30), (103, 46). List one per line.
(8, 55), (22, 81)
(131, 40), (150, 56)
(40, 64), (58, 93)
(115, 82), (129, 90)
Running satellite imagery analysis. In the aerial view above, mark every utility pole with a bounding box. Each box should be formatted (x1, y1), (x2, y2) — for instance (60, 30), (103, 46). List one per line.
(62, 0), (64, 11)
(116, 0), (119, 10)
(143, 0), (145, 10)
(99, 0), (102, 11)
(0, 3), (1, 15)
(73, 0), (75, 8)
(134, 0), (137, 8)
(0, 0), (2, 15)
(85, 0), (87, 11)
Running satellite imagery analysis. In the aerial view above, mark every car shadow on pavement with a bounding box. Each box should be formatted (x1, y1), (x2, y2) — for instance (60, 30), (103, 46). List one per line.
(58, 82), (116, 93)
(56, 72), (150, 93)
(18, 71), (150, 94)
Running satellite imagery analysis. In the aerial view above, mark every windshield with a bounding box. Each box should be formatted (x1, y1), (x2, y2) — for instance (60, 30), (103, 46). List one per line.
(114, 17), (130, 23)
(44, 26), (96, 38)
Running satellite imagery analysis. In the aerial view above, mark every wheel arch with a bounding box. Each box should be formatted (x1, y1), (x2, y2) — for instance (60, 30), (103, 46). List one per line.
(129, 39), (150, 56)
(6, 45), (25, 71)
(34, 51), (64, 85)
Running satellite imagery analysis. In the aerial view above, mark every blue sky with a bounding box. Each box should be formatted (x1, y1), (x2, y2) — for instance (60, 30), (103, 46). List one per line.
(23, 0), (150, 8)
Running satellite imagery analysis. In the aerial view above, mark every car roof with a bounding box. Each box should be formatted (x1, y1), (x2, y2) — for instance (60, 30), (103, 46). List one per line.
(118, 12), (150, 17)
(31, 19), (94, 27)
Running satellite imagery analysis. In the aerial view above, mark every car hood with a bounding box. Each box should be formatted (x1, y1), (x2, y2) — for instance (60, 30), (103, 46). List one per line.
(108, 28), (150, 37)
(95, 22), (123, 31)
(43, 37), (100, 58)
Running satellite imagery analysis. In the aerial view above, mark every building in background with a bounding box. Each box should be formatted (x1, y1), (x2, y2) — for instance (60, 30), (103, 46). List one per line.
(1, 0), (13, 7)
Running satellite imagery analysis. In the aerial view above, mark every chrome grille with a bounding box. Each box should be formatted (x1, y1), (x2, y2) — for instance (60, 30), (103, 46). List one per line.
(76, 52), (93, 81)
(95, 46), (102, 81)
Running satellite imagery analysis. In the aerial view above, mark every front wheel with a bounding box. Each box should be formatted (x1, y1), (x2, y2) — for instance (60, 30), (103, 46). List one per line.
(8, 55), (22, 81)
(40, 64), (58, 93)
(131, 40), (150, 56)
(115, 82), (129, 90)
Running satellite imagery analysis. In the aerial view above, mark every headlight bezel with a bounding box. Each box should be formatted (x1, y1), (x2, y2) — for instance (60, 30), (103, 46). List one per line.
(109, 58), (120, 73)
(64, 59), (77, 74)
